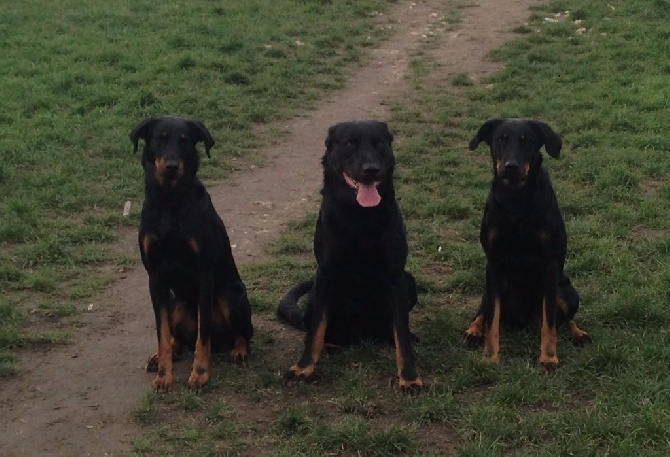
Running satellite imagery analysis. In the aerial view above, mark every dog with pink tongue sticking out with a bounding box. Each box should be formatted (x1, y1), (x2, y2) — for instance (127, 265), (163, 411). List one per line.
(278, 120), (423, 393)
(343, 171), (382, 207)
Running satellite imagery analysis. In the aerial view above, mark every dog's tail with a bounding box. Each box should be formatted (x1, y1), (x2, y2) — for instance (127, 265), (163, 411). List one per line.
(276, 280), (314, 331)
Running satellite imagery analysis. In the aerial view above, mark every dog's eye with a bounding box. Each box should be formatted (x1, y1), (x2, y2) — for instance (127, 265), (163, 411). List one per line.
(519, 135), (526, 143)
(346, 140), (357, 148)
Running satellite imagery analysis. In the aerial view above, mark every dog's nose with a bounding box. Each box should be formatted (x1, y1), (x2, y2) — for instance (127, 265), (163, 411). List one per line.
(362, 163), (381, 176)
(165, 161), (179, 172)
(504, 161), (520, 171)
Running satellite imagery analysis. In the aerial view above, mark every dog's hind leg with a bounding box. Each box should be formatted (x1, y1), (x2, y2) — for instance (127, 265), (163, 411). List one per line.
(464, 296), (486, 346)
(217, 284), (253, 366)
(557, 275), (591, 346)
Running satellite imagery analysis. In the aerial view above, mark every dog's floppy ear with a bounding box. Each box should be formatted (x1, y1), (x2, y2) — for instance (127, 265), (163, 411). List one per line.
(469, 118), (505, 150)
(325, 123), (339, 151)
(531, 120), (562, 159)
(130, 117), (159, 153)
(187, 120), (215, 158)
(379, 121), (394, 144)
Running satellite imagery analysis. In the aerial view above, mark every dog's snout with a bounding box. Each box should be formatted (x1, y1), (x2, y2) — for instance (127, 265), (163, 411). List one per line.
(362, 162), (381, 176)
(165, 161), (180, 171)
(504, 161), (520, 171)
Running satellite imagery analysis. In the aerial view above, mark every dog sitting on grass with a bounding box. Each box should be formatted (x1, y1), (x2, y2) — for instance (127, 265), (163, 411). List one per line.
(465, 118), (591, 372)
(277, 120), (422, 392)
(131, 116), (253, 391)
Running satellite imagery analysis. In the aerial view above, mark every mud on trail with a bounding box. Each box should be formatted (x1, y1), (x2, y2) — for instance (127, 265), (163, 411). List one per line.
(0, 1), (542, 455)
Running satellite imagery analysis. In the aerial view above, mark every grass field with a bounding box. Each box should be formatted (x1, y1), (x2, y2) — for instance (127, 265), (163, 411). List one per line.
(3, 0), (670, 455)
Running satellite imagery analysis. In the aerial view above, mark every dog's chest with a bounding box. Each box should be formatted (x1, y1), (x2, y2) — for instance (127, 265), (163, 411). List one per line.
(146, 235), (197, 270)
(142, 211), (202, 275)
(340, 235), (402, 268)
(490, 224), (548, 265)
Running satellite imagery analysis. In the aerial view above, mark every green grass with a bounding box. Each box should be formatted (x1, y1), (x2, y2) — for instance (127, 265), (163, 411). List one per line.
(0, 0), (394, 370)
(5, 0), (670, 454)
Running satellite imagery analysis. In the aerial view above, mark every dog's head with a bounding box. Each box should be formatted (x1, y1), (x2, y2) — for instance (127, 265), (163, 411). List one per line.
(323, 120), (394, 208)
(130, 117), (215, 188)
(469, 118), (562, 190)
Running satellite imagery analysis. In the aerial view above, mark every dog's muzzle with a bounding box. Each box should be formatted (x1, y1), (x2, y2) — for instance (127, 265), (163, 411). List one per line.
(343, 173), (381, 207)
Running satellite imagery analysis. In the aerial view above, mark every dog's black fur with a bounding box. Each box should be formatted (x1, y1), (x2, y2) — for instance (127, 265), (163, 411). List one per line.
(278, 120), (422, 391)
(465, 118), (590, 372)
(131, 116), (253, 391)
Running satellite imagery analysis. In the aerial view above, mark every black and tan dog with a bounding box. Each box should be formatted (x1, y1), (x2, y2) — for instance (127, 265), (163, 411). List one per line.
(465, 118), (590, 372)
(131, 116), (253, 391)
(277, 120), (422, 391)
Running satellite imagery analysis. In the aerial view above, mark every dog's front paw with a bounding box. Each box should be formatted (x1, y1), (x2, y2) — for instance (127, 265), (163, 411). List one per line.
(153, 371), (174, 392)
(229, 350), (248, 367)
(283, 364), (316, 385)
(539, 355), (559, 374)
(571, 331), (592, 347)
(398, 376), (423, 394)
(464, 330), (484, 348)
(229, 337), (250, 367)
(188, 367), (209, 391)
(464, 317), (485, 347)
(482, 354), (500, 364)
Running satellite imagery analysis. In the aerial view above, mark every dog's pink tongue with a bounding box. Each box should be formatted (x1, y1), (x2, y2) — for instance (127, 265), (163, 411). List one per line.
(356, 183), (381, 207)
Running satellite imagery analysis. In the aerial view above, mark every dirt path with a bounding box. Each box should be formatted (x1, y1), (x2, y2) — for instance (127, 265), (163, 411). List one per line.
(0, 1), (541, 455)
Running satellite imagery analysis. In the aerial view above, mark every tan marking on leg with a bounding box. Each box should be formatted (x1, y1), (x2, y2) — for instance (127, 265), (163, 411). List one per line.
(393, 330), (423, 391)
(188, 308), (211, 390)
(153, 309), (174, 392)
(483, 297), (501, 363)
(286, 315), (327, 380)
(393, 330), (404, 378)
(311, 316), (327, 363)
(540, 299), (559, 372)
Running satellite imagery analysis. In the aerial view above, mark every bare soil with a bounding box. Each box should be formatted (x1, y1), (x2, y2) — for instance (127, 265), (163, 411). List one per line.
(0, 1), (542, 455)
